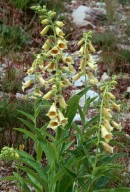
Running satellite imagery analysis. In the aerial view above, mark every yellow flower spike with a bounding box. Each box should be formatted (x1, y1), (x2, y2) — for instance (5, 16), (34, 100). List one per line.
(47, 103), (57, 119)
(88, 43), (96, 53)
(40, 25), (50, 35)
(55, 27), (65, 37)
(55, 21), (64, 27)
(104, 119), (113, 132)
(111, 120), (122, 131)
(79, 58), (85, 71)
(42, 39), (51, 51)
(58, 110), (68, 127)
(62, 78), (71, 88)
(27, 67), (34, 75)
(57, 39), (67, 50)
(77, 38), (84, 46)
(111, 101), (120, 112)
(46, 62), (55, 72)
(48, 117), (59, 130)
(102, 107), (112, 120)
(50, 46), (59, 56)
(41, 19), (49, 25)
(22, 80), (33, 92)
(107, 92), (115, 100)
(39, 64), (44, 73)
(78, 46), (84, 56)
(73, 72), (82, 81)
(101, 142), (114, 153)
(59, 96), (68, 109)
(43, 90), (53, 100)
(101, 125), (113, 142)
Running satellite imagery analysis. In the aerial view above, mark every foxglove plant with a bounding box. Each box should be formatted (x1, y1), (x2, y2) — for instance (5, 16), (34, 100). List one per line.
(0, 5), (129, 192)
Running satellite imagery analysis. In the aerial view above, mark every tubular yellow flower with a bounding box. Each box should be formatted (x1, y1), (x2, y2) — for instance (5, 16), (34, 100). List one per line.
(58, 110), (68, 127)
(40, 25), (50, 35)
(59, 96), (68, 109)
(111, 120), (122, 130)
(38, 75), (47, 86)
(55, 27), (65, 37)
(57, 39), (67, 50)
(61, 66), (70, 73)
(62, 78), (71, 88)
(15, 153), (19, 158)
(63, 56), (74, 65)
(42, 39), (51, 51)
(48, 117), (59, 130)
(79, 58), (85, 71)
(50, 46), (59, 56)
(104, 119), (113, 132)
(49, 11), (56, 18)
(43, 90), (53, 100)
(19, 144), (25, 151)
(39, 64), (44, 73)
(111, 101), (120, 112)
(102, 108), (112, 120)
(27, 67), (34, 75)
(68, 65), (76, 73)
(101, 125), (113, 142)
(47, 103), (57, 119)
(73, 72), (82, 81)
(46, 62), (55, 72)
(41, 19), (49, 25)
(55, 21), (64, 27)
(87, 72), (98, 85)
(88, 43), (96, 53)
(22, 80), (33, 92)
(77, 38), (84, 46)
(107, 92), (115, 100)
(34, 88), (43, 97)
(78, 46), (84, 56)
(101, 142), (114, 153)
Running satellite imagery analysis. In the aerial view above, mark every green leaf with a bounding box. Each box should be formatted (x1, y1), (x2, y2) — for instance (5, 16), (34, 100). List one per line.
(76, 86), (91, 97)
(14, 128), (37, 142)
(83, 115), (99, 131)
(78, 105), (85, 125)
(17, 110), (35, 123)
(0, 176), (16, 181)
(83, 96), (97, 113)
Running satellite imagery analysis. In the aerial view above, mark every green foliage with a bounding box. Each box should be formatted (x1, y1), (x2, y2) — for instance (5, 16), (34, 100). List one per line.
(0, 25), (30, 55)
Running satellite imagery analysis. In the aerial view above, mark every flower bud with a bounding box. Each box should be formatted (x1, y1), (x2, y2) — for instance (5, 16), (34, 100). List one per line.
(107, 92), (115, 100)
(41, 19), (49, 25)
(88, 43), (95, 53)
(39, 64), (44, 73)
(59, 96), (68, 109)
(43, 91), (53, 100)
(111, 101), (120, 112)
(42, 39), (51, 51)
(40, 25), (49, 35)
(78, 46), (84, 56)
(73, 72), (82, 81)
(27, 67), (34, 75)
(55, 21), (64, 27)
(77, 39), (84, 46)
(102, 108), (112, 120)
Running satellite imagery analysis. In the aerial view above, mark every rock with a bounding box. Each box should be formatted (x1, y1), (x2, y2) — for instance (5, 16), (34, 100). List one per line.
(74, 75), (88, 87)
(126, 87), (130, 93)
(101, 72), (110, 81)
(72, 89), (99, 107)
(73, 113), (89, 122)
(15, 92), (25, 99)
(23, 74), (35, 82)
(72, 5), (106, 27)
